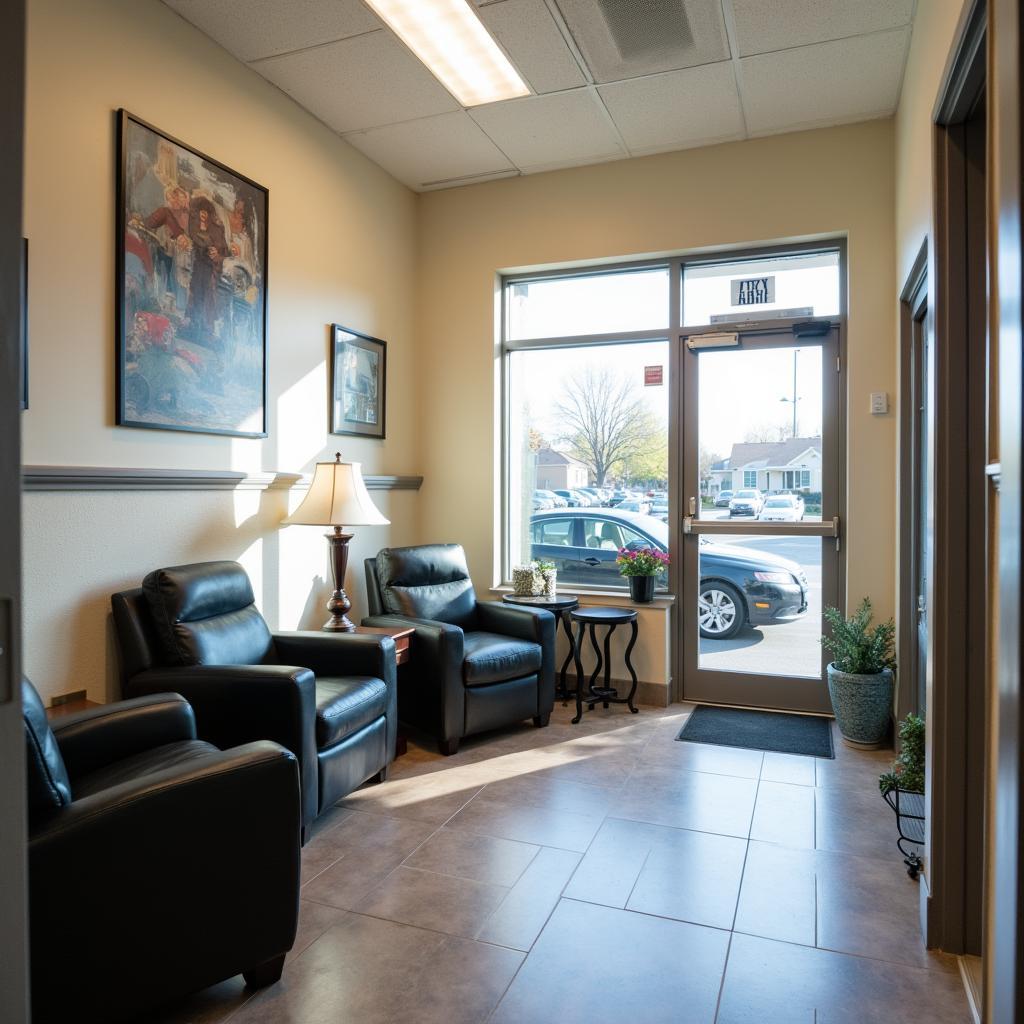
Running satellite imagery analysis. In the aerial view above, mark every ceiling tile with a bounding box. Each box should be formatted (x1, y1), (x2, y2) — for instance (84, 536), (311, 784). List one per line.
(344, 112), (516, 190)
(162, 0), (381, 62)
(479, 0), (587, 94)
(470, 89), (625, 168)
(554, 0), (729, 84)
(730, 0), (915, 57)
(253, 32), (460, 133)
(598, 63), (744, 154)
(740, 28), (910, 136)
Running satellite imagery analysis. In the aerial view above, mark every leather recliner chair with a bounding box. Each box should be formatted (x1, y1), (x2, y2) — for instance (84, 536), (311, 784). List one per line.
(23, 678), (300, 1024)
(111, 560), (397, 836)
(362, 543), (555, 755)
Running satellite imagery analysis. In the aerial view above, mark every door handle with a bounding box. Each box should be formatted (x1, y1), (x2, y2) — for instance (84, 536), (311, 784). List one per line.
(584, 557), (601, 566)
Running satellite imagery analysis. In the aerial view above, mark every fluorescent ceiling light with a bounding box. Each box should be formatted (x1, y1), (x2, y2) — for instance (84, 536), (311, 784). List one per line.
(364, 0), (531, 107)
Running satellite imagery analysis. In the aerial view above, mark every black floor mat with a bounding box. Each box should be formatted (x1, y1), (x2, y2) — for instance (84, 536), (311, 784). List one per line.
(677, 705), (834, 758)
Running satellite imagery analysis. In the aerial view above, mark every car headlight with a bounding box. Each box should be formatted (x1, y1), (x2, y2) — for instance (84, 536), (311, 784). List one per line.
(753, 571), (792, 584)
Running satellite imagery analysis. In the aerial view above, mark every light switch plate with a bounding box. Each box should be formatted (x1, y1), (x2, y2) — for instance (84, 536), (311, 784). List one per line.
(870, 392), (889, 415)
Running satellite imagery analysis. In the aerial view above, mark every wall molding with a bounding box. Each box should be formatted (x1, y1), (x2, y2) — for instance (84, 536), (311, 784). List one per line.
(23, 465), (423, 493)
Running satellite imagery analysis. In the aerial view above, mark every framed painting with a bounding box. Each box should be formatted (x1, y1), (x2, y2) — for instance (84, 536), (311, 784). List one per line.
(330, 324), (386, 440)
(116, 110), (268, 437)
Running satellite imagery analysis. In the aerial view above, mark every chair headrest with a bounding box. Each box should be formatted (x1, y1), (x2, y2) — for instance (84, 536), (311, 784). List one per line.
(374, 544), (477, 629)
(22, 678), (71, 823)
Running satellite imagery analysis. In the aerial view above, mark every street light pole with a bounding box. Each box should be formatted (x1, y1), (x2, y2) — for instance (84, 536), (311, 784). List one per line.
(780, 349), (800, 437)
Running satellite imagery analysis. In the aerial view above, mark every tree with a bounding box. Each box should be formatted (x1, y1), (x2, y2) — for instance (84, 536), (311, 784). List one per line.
(556, 367), (664, 485)
(743, 421), (793, 443)
(699, 448), (723, 494)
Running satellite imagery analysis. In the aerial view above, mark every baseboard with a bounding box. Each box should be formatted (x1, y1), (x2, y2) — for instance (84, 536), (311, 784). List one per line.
(958, 955), (983, 1024)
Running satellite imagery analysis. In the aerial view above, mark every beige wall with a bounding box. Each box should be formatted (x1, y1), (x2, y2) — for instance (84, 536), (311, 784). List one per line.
(417, 120), (898, 671)
(22, 0), (419, 702)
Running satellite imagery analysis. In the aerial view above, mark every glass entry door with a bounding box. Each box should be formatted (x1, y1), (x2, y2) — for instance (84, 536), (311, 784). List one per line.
(680, 324), (843, 713)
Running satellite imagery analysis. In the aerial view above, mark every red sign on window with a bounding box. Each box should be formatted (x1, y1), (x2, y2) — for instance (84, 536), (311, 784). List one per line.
(644, 365), (664, 386)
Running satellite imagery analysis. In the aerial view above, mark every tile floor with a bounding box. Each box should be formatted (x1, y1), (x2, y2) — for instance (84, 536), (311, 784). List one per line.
(147, 702), (972, 1024)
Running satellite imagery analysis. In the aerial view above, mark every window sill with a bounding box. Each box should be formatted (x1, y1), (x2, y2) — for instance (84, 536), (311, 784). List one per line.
(490, 585), (675, 608)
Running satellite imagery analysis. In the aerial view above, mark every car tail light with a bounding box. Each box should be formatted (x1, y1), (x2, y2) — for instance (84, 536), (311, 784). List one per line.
(753, 571), (791, 583)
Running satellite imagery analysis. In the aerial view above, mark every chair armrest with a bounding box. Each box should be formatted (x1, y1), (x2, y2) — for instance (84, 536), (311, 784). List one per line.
(273, 630), (396, 682)
(125, 664), (317, 831)
(361, 614), (466, 742)
(476, 601), (556, 645)
(52, 692), (195, 782)
(29, 742), (301, 1007)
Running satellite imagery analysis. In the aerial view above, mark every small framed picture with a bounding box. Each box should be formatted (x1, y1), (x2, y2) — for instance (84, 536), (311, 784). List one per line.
(330, 324), (386, 439)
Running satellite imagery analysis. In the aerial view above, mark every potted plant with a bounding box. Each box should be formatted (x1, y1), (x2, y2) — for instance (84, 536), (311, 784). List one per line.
(821, 598), (896, 748)
(616, 547), (669, 603)
(880, 714), (925, 876)
(535, 559), (557, 597)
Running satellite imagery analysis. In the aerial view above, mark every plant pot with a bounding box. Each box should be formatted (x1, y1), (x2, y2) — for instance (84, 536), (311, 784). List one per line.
(826, 663), (894, 749)
(628, 575), (656, 603)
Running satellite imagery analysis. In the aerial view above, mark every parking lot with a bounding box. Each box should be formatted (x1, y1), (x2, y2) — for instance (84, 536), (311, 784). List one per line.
(697, 532), (824, 680)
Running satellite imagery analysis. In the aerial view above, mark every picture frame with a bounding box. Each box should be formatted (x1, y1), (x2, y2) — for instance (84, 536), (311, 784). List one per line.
(330, 324), (386, 440)
(20, 237), (27, 411)
(116, 110), (269, 438)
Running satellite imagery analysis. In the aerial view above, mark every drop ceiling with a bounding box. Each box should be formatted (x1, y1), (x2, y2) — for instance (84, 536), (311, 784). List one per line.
(162, 0), (917, 192)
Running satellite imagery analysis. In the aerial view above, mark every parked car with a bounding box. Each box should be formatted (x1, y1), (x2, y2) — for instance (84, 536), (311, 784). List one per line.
(609, 489), (632, 506)
(650, 498), (669, 522)
(553, 489), (581, 507)
(532, 494), (552, 511)
(617, 497), (651, 515)
(530, 508), (808, 639)
(536, 488), (567, 508)
(759, 494), (805, 522)
(579, 487), (607, 505)
(715, 490), (735, 508)
(729, 489), (764, 517)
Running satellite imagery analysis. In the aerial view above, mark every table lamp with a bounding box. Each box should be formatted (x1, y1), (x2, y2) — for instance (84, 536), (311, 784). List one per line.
(284, 452), (390, 632)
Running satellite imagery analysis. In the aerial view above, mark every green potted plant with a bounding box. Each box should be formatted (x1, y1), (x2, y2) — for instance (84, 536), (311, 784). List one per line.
(615, 547), (669, 603)
(535, 558), (557, 597)
(880, 714), (925, 877)
(820, 598), (896, 748)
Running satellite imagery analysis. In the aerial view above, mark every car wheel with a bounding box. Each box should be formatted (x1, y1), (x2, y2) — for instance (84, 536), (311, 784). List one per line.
(698, 581), (745, 640)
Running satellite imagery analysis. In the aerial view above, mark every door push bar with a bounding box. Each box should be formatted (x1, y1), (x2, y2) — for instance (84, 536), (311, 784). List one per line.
(682, 511), (842, 551)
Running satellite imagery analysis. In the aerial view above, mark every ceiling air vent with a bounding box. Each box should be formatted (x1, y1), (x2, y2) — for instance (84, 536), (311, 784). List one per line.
(554, 0), (729, 83)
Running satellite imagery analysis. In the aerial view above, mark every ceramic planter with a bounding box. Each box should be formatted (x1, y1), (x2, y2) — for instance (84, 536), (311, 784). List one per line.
(628, 575), (656, 603)
(826, 663), (894, 749)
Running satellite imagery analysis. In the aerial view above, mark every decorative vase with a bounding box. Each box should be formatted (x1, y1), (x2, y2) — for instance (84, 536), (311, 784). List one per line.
(628, 575), (656, 603)
(540, 568), (557, 597)
(512, 565), (540, 597)
(826, 663), (894, 749)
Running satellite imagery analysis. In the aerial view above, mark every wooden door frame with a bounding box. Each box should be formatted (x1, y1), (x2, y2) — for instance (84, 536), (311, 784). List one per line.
(927, 0), (989, 957)
(987, 0), (1024, 1018)
(0, 0), (28, 1021)
(897, 241), (928, 727)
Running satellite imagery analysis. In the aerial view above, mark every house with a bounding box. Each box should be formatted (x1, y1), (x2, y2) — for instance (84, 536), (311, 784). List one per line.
(721, 437), (823, 494)
(535, 447), (589, 490)
(2, 1), (1021, 1022)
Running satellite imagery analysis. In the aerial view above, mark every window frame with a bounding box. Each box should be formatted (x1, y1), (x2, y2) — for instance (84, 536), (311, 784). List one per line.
(499, 239), (847, 593)
(743, 470), (757, 488)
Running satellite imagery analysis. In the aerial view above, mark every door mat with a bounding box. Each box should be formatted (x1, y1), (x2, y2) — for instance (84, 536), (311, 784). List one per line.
(677, 706), (834, 758)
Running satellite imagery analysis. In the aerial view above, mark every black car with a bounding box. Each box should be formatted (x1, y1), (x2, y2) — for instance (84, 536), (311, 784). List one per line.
(530, 508), (808, 639)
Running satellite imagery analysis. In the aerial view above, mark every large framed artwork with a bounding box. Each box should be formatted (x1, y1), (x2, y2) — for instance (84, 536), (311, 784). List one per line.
(330, 324), (386, 440)
(116, 110), (268, 437)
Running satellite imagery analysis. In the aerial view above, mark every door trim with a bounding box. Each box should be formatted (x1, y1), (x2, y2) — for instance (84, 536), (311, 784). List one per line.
(898, 240), (928, 727)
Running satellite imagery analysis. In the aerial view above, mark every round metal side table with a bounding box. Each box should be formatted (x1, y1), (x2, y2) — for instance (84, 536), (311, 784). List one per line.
(501, 594), (580, 701)
(569, 607), (640, 724)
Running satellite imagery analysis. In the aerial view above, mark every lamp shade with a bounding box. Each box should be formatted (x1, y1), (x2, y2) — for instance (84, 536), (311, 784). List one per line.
(284, 455), (390, 527)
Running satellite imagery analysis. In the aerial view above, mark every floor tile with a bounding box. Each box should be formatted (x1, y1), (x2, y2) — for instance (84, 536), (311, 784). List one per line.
(402, 826), (539, 886)
(140, 977), (252, 1024)
(477, 846), (581, 951)
(356, 865), (509, 938)
(300, 811), (438, 908)
(340, 767), (493, 825)
(612, 764), (758, 837)
(815, 784), (900, 861)
(230, 914), (523, 1024)
(490, 899), (729, 1024)
(563, 816), (662, 908)
(445, 789), (605, 852)
(291, 899), (351, 959)
(734, 841), (817, 947)
(640, 738), (765, 778)
(761, 751), (816, 786)
(479, 771), (621, 815)
(717, 933), (971, 1024)
(750, 780), (815, 848)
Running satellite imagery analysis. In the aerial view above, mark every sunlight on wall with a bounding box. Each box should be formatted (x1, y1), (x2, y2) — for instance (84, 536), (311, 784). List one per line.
(276, 361), (328, 474)
(232, 487), (263, 529)
(230, 435), (263, 475)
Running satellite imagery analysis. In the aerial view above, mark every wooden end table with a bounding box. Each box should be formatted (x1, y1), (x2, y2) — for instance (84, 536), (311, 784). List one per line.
(354, 624), (415, 756)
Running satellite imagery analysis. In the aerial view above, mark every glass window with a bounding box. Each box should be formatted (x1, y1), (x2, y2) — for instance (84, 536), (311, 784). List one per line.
(507, 267), (669, 341)
(743, 471), (757, 488)
(683, 250), (840, 327)
(507, 340), (669, 587)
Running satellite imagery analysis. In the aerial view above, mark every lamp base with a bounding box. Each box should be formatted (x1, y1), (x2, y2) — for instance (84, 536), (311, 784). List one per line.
(323, 529), (356, 633)
(323, 590), (356, 632)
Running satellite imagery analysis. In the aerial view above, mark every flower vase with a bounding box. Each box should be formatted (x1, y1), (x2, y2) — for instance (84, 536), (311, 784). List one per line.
(540, 568), (557, 597)
(628, 575), (656, 603)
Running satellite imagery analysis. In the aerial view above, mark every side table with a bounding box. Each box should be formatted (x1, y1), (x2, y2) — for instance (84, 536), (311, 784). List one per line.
(569, 607), (640, 724)
(501, 594), (580, 701)
(354, 624), (415, 756)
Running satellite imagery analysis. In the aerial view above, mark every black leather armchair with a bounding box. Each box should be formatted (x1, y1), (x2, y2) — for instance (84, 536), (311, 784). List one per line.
(111, 560), (397, 836)
(363, 544), (555, 755)
(23, 679), (300, 1024)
